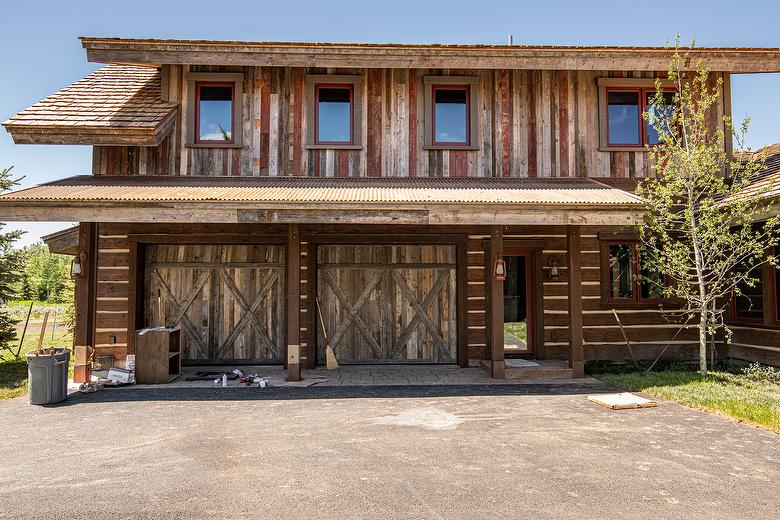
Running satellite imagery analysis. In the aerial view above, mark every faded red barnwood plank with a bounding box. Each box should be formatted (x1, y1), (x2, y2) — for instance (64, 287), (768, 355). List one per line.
(449, 150), (468, 177)
(527, 71), (538, 178)
(500, 69), (511, 177)
(338, 150), (349, 177)
(221, 148), (228, 176)
(408, 68), (418, 177)
(558, 71), (569, 177)
(259, 67), (271, 169)
(366, 68), (383, 177)
(293, 68), (303, 176)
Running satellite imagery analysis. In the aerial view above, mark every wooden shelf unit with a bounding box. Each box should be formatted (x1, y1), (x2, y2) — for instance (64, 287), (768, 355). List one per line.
(135, 327), (181, 384)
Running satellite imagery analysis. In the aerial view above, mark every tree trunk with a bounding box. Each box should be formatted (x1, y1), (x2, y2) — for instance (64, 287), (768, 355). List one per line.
(699, 307), (708, 376)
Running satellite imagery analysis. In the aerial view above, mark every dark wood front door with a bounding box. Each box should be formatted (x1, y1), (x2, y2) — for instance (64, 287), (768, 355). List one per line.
(145, 244), (285, 364)
(317, 244), (457, 364)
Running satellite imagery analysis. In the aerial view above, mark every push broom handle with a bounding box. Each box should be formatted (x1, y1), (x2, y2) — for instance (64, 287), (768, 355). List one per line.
(315, 297), (329, 343)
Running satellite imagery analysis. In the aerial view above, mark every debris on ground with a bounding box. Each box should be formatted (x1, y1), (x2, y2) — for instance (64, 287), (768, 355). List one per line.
(588, 392), (657, 410)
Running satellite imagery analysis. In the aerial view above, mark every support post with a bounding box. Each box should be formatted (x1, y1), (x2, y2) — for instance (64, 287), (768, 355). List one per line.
(489, 226), (505, 379)
(567, 225), (585, 377)
(286, 224), (301, 382)
(74, 222), (97, 383)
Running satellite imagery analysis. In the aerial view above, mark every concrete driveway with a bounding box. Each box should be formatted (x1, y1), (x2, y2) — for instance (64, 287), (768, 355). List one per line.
(0, 383), (777, 520)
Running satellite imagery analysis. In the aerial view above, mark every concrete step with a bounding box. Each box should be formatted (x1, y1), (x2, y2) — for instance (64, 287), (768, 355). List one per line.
(481, 359), (575, 379)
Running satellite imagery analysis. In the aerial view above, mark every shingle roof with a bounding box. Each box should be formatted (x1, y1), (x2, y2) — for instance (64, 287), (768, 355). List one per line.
(2, 65), (176, 146)
(0, 176), (643, 207)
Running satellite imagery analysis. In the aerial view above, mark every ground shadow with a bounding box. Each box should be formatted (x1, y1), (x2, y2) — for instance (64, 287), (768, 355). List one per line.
(49, 382), (616, 406)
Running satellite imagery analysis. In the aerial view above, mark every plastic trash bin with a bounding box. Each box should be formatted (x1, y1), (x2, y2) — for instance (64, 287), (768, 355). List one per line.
(26, 348), (70, 405)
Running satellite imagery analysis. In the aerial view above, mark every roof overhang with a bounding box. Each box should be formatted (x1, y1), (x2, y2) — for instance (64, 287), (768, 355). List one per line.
(0, 176), (643, 226)
(42, 226), (79, 255)
(81, 37), (780, 72)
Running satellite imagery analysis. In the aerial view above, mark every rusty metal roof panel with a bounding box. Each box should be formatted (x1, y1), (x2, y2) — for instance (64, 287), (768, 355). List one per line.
(0, 176), (643, 206)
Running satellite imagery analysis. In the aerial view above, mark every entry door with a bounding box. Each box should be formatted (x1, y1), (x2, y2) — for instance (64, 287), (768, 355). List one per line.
(503, 250), (534, 356)
(145, 244), (285, 363)
(317, 244), (457, 363)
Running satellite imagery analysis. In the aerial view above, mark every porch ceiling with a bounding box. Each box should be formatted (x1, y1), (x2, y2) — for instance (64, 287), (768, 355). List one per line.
(0, 175), (644, 226)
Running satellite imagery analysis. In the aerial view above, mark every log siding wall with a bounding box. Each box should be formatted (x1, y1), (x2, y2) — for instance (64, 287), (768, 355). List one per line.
(87, 223), (724, 367)
(93, 66), (729, 179)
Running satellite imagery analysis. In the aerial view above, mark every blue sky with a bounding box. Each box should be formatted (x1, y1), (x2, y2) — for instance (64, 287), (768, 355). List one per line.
(2, 0), (780, 247)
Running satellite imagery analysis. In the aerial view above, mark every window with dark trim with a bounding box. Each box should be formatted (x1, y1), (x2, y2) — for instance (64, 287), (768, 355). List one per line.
(733, 257), (765, 322)
(194, 82), (235, 144)
(432, 85), (470, 146)
(605, 241), (668, 303)
(606, 87), (675, 148)
(775, 254), (780, 323)
(315, 84), (354, 145)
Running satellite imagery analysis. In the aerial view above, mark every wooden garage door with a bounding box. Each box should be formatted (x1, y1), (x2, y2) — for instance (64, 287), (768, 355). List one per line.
(145, 245), (285, 363)
(317, 245), (457, 364)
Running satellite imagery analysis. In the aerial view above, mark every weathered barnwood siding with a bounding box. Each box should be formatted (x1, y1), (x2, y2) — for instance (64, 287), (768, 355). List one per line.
(728, 326), (780, 366)
(93, 67), (729, 179)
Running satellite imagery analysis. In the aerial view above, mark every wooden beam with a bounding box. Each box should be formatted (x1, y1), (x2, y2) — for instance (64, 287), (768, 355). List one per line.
(567, 225), (585, 377)
(456, 235), (469, 368)
(286, 224), (301, 381)
(80, 38), (780, 73)
(74, 223), (96, 349)
(488, 226), (505, 379)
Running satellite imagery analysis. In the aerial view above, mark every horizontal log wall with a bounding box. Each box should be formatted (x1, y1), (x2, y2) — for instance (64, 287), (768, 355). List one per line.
(93, 67), (728, 178)
(85, 223), (780, 368)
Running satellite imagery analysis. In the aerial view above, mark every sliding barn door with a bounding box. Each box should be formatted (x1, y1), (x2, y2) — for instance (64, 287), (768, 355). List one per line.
(145, 244), (285, 363)
(317, 244), (457, 363)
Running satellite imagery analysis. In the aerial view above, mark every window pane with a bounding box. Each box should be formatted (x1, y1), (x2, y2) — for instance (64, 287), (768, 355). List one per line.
(198, 85), (233, 141)
(434, 87), (468, 144)
(735, 260), (764, 320)
(317, 87), (352, 143)
(609, 244), (635, 299)
(607, 91), (640, 145)
(639, 248), (665, 299)
(646, 91), (675, 145)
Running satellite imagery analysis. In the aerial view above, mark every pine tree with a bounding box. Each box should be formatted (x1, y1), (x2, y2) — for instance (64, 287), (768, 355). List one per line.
(0, 167), (24, 358)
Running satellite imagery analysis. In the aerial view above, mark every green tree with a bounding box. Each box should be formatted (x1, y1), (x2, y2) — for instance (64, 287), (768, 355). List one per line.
(0, 167), (24, 357)
(20, 243), (71, 303)
(636, 40), (780, 375)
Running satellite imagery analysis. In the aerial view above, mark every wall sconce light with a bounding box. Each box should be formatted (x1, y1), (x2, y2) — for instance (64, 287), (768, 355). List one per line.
(70, 251), (88, 279)
(493, 255), (506, 280)
(548, 257), (560, 280)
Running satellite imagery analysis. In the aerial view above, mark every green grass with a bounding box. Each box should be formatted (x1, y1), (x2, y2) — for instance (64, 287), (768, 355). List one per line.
(595, 370), (780, 433)
(504, 321), (527, 340)
(0, 358), (28, 400)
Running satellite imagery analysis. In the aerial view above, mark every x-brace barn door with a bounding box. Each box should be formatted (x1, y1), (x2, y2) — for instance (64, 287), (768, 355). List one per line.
(145, 244), (285, 363)
(317, 244), (457, 363)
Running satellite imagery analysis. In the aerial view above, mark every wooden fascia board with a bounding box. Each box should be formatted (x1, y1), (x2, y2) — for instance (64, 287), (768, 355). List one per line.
(42, 226), (80, 255)
(82, 41), (780, 72)
(0, 200), (643, 226)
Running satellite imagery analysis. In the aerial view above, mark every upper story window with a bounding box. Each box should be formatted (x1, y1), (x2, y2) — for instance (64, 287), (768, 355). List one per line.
(433, 85), (470, 146)
(598, 78), (675, 151)
(305, 75), (363, 149)
(315, 85), (353, 145)
(423, 76), (479, 150)
(195, 83), (234, 143)
(186, 72), (244, 147)
(600, 237), (669, 305)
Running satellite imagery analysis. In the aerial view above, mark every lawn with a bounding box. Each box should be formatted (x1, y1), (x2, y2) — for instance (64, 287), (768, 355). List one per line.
(595, 368), (780, 433)
(504, 321), (527, 340)
(1, 301), (74, 400)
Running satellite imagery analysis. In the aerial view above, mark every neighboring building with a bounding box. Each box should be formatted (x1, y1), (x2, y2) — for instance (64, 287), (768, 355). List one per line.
(2, 38), (780, 381)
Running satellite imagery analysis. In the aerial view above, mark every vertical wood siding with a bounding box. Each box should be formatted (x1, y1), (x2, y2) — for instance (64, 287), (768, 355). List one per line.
(93, 67), (727, 179)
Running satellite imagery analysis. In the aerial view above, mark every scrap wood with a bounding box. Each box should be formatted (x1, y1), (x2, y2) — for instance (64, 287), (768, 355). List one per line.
(588, 392), (657, 410)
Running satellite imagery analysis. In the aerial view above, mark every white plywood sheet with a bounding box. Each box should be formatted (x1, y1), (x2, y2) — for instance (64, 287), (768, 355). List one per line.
(588, 392), (657, 410)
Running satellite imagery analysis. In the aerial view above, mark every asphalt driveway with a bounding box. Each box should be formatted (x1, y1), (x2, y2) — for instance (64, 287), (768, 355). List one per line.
(0, 383), (777, 519)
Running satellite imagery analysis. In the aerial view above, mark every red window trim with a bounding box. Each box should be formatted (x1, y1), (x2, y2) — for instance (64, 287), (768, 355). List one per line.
(432, 84), (471, 147)
(194, 82), (235, 145)
(605, 87), (676, 148)
(314, 84), (354, 145)
(605, 240), (670, 304)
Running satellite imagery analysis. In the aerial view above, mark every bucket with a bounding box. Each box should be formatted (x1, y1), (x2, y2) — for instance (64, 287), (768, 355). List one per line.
(26, 348), (70, 405)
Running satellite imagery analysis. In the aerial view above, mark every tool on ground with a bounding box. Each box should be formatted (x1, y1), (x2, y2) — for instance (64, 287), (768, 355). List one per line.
(316, 297), (339, 370)
(35, 310), (50, 355)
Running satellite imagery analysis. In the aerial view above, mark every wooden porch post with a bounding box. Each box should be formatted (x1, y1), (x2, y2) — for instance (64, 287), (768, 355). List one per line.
(74, 222), (96, 348)
(286, 224), (301, 381)
(567, 225), (585, 377)
(489, 226), (505, 379)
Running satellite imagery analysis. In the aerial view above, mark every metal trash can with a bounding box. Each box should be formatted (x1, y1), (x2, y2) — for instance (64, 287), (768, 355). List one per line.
(26, 348), (70, 405)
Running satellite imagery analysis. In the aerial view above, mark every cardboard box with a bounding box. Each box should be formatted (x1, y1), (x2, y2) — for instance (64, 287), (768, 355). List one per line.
(107, 367), (133, 384)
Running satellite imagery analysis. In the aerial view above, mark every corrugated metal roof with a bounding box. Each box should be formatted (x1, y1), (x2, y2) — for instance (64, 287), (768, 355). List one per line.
(0, 176), (643, 206)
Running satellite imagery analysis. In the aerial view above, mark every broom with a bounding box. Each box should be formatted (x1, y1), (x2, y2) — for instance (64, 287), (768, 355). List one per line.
(315, 297), (339, 370)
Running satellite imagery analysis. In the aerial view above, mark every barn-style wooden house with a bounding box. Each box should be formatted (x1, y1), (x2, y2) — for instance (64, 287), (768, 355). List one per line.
(3, 38), (780, 382)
